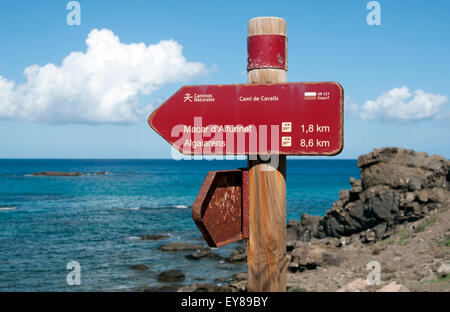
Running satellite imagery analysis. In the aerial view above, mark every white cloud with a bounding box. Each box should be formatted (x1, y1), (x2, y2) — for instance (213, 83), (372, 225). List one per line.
(0, 29), (207, 124)
(360, 86), (447, 121)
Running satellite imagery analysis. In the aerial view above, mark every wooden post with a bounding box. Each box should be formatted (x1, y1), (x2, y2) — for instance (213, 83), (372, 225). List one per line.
(247, 17), (287, 292)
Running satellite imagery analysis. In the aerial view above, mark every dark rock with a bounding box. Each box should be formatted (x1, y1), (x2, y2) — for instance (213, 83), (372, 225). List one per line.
(185, 249), (210, 260)
(141, 234), (170, 240)
(228, 280), (247, 291)
(363, 190), (399, 224)
(301, 213), (321, 227)
(195, 284), (221, 292)
(372, 222), (387, 240)
(322, 251), (344, 266)
(320, 215), (343, 237)
(350, 177), (361, 187)
(216, 286), (235, 292)
(214, 276), (231, 283)
(424, 203), (440, 213)
(286, 240), (302, 252)
(143, 285), (180, 292)
(403, 202), (421, 217)
(345, 201), (365, 229)
(427, 188), (448, 203)
(349, 186), (363, 200)
(32, 171), (107, 177)
(159, 242), (206, 252)
(231, 272), (247, 281)
(290, 213), (321, 242)
(289, 245), (343, 271)
(287, 220), (303, 241)
(226, 246), (247, 263)
(185, 249), (222, 260)
(178, 283), (233, 292)
(130, 264), (149, 271)
(193, 277), (206, 281)
(416, 189), (430, 203)
(157, 270), (185, 283)
(177, 283), (218, 292)
(339, 190), (350, 203)
(401, 192), (416, 204)
(408, 178), (423, 192)
(331, 200), (345, 211)
(33, 171), (82, 177)
(317, 188), (398, 239)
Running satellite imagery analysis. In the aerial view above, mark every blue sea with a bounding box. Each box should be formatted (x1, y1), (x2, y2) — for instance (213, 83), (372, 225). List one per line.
(0, 159), (359, 291)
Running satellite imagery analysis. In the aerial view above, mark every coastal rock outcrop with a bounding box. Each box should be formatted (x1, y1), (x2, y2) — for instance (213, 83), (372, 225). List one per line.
(185, 249), (222, 260)
(157, 270), (185, 283)
(32, 171), (107, 177)
(130, 264), (149, 271)
(288, 245), (344, 272)
(158, 242), (207, 252)
(33, 171), (82, 177)
(177, 283), (233, 292)
(141, 234), (170, 240)
(225, 245), (247, 263)
(288, 147), (450, 243)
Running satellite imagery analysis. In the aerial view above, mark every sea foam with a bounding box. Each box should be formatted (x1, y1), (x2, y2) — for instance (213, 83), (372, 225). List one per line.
(0, 206), (17, 211)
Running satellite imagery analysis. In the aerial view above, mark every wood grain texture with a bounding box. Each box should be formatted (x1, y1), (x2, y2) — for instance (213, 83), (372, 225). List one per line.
(248, 17), (287, 36)
(247, 69), (286, 84)
(247, 17), (287, 292)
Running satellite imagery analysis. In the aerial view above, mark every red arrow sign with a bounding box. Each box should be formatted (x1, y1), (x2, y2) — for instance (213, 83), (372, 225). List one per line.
(148, 82), (343, 155)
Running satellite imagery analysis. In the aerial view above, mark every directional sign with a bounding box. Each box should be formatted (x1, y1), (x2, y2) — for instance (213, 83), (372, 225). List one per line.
(148, 82), (343, 155)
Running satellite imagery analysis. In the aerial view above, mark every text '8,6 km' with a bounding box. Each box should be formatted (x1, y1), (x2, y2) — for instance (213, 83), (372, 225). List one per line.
(148, 82), (343, 155)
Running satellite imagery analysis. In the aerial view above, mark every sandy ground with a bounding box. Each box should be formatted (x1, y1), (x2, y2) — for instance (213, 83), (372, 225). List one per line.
(286, 205), (450, 292)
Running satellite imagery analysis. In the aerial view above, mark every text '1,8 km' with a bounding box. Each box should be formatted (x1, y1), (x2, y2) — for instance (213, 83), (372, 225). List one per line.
(148, 82), (343, 156)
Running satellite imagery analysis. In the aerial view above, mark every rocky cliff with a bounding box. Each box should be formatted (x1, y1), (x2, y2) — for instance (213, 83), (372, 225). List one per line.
(288, 147), (450, 244)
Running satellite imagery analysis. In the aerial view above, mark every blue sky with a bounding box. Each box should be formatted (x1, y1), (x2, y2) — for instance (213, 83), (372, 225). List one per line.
(0, 0), (449, 159)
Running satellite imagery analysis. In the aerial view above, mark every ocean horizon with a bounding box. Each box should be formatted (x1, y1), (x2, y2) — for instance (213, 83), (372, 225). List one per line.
(0, 159), (360, 291)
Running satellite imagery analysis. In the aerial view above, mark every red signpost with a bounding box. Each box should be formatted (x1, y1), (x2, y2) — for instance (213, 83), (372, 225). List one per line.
(149, 82), (343, 155)
(148, 16), (343, 292)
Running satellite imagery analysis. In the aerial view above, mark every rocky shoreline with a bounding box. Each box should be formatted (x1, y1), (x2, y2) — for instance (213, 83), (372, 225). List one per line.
(140, 147), (450, 292)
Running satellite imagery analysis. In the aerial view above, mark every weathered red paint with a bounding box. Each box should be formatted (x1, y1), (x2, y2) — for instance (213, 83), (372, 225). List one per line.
(192, 169), (249, 247)
(148, 82), (344, 156)
(247, 35), (287, 70)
